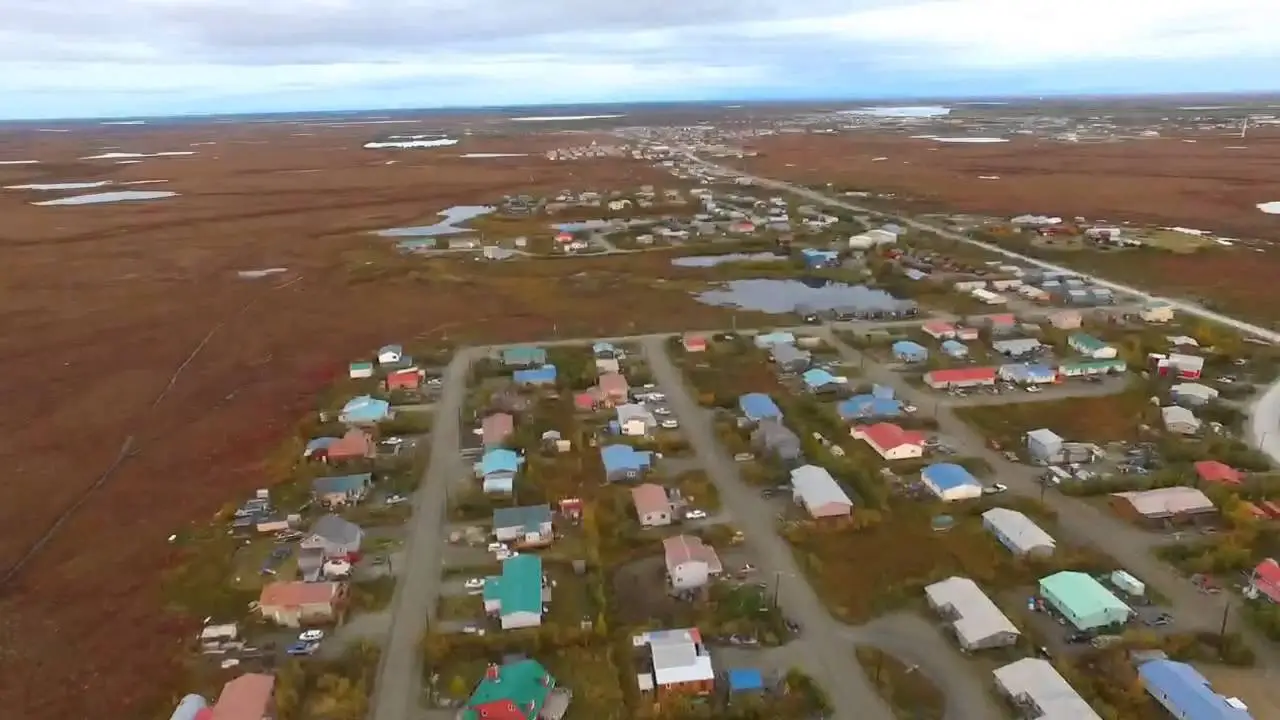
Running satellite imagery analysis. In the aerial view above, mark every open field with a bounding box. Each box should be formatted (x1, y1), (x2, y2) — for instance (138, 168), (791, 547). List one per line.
(953, 390), (1157, 449)
(0, 123), (744, 720)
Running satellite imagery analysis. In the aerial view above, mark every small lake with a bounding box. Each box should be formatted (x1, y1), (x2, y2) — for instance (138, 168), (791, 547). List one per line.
(671, 252), (788, 268)
(695, 278), (911, 314)
(32, 190), (178, 206)
(376, 205), (494, 237)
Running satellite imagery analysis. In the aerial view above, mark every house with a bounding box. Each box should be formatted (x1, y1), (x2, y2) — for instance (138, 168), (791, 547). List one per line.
(1048, 309), (1083, 329)
(991, 337), (1042, 358)
(348, 361), (374, 379)
(1058, 358), (1126, 377)
(770, 343), (811, 372)
(988, 314), (1017, 334)
(800, 248), (840, 268)
(595, 356), (620, 375)
(1248, 559), (1280, 603)
(1172, 382), (1219, 406)
(982, 508), (1056, 557)
(921, 463), (983, 502)
(923, 367), (997, 390)
(1025, 428), (1064, 464)
(483, 554), (547, 630)
(632, 483), (673, 527)
(999, 363), (1057, 385)
(459, 659), (571, 720)
(592, 341), (622, 359)
(1195, 460), (1242, 486)
(838, 394), (902, 420)
(940, 340), (970, 359)
(513, 365), (558, 386)
(602, 444), (654, 482)
(301, 515), (363, 558)
(738, 393), (783, 423)
(502, 346), (548, 367)
(1038, 571), (1131, 631)
(1112, 487), (1216, 522)
(790, 465), (854, 519)
(481, 413), (515, 447)
(608, 198), (631, 211)
(634, 628), (715, 696)
(257, 581), (347, 627)
(992, 658), (1101, 720)
(852, 423), (925, 460)
(1141, 301), (1176, 323)
(386, 367), (424, 391)
(323, 429), (374, 462)
(1068, 333), (1117, 359)
(922, 320), (957, 339)
(1162, 405), (1202, 435)
(479, 448), (523, 494)
(1138, 659), (1254, 720)
(209, 673), (275, 720)
(615, 403), (658, 436)
(924, 576), (1020, 650)
(311, 473), (372, 506)
(955, 326), (980, 341)
(801, 368), (844, 393)
(751, 419), (802, 463)
(682, 334), (708, 352)
(598, 372), (630, 404)
(891, 340), (928, 363)
(339, 395), (391, 424)
(753, 331), (796, 348)
(663, 535), (723, 590)
(377, 344), (403, 365)
(492, 504), (554, 545)
(574, 387), (605, 411)
(872, 383), (895, 399)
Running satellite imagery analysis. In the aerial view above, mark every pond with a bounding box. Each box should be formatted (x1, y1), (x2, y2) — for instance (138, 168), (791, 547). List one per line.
(694, 278), (912, 314)
(375, 205), (494, 237)
(671, 252), (788, 268)
(5, 181), (112, 191)
(32, 190), (178, 206)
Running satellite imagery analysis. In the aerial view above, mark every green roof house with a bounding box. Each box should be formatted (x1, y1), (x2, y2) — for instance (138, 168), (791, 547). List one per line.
(1039, 571), (1131, 631)
(348, 361), (374, 379)
(483, 554), (547, 630)
(460, 658), (571, 720)
(1058, 358), (1126, 377)
(1067, 333), (1118, 360)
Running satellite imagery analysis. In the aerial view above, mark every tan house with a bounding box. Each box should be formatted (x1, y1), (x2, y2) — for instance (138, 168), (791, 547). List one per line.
(257, 581), (347, 627)
(1141, 302), (1175, 324)
(598, 372), (630, 404)
(1047, 310), (1082, 330)
(481, 412), (515, 447)
(631, 483), (673, 527)
(210, 673), (275, 720)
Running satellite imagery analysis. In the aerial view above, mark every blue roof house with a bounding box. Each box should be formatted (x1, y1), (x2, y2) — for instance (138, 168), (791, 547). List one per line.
(339, 395), (391, 424)
(739, 393), (783, 422)
(601, 444), (654, 482)
(872, 384), (895, 400)
(892, 340), (929, 363)
(502, 346), (547, 367)
(311, 473), (373, 505)
(592, 341), (620, 358)
(303, 437), (337, 458)
(999, 363), (1057, 385)
(477, 448), (523, 493)
(802, 368), (843, 393)
(513, 364), (558, 386)
(1138, 659), (1254, 720)
(837, 395), (902, 420)
(800, 248), (840, 268)
(754, 331), (796, 348)
(941, 340), (970, 359)
(921, 463), (983, 502)
(727, 668), (765, 695)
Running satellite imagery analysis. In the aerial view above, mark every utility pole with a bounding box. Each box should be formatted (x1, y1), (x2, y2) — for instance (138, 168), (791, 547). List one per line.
(772, 570), (782, 609)
(1219, 600), (1231, 647)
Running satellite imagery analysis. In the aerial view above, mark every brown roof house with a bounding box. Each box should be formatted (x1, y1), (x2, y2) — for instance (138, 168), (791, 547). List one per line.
(598, 372), (631, 405)
(631, 483), (673, 527)
(257, 581), (347, 627)
(481, 412), (515, 447)
(210, 673), (275, 720)
(663, 535), (723, 591)
(325, 429), (374, 462)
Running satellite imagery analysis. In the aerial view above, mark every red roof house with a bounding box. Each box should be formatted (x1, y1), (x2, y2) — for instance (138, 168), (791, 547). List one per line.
(1194, 460), (1242, 486)
(326, 429), (374, 462)
(257, 581), (347, 627)
(1251, 559), (1280, 604)
(598, 372), (630, 403)
(682, 333), (708, 353)
(386, 368), (423, 391)
(210, 673), (275, 720)
(922, 320), (957, 339)
(574, 388), (603, 411)
(555, 231), (573, 244)
(481, 412), (515, 446)
(923, 366), (998, 389)
(988, 313), (1016, 328)
(851, 423), (926, 461)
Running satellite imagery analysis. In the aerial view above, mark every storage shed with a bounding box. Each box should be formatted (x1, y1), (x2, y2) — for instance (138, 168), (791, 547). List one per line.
(1038, 571), (1131, 631)
(1025, 428), (1064, 464)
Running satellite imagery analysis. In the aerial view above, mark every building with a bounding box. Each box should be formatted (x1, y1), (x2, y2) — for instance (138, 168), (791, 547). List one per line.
(663, 535), (723, 590)
(1248, 559), (1280, 603)
(598, 372), (630, 404)
(852, 423), (926, 460)
(738, 393), (783, 423)
(386, 367), (424, 391)
(1025, 428), (1064, 464)
(753, 331), (796, 348)
(615, 403), (658, 436)
(770, 343), (811, 372)
(1112, 487), (1216, 522)
(257, 581), (347, 627)
(999, 363), (1057, 385)
(479, 448), (523, 494)
(481, 412), (515, 447)
(891, 340), (929, 363)
(801, 368), (844, 393)
(492, 504), (554, 545)
(924, 576), (1020, 650)
(1172, 382), (1219, 406)
(1138, 659), (1254, 720)
(1162, 405), (1202, 435)
(923, 366), (997, 390)
(601, 444), (654, 483)
(1038, 571), (1131, 631)
(1195, 460), (1242, 486)
(483, 554), (547, 630)
(940, 339), (970, 359)
(992, 658), (1102, 720)
(922, 320), (957, 339)
(634, 628), (715, 696)
(501, 346), (548, 367)
(1068, 333), (1117, 359)
(1141, 302), (1176, 323)
(991, 337), (1042, 358)
(982, 508), (1056, 557)
(1048, 310), (1083, 330)
(682, 333), (708, 352)
(1153, 352), (1205, 380)
(339, 395), (392, 424)
(377, 344), (403, 365)
(632, 483), (673, 527)
(301, 515), (363, 558)
(348, 361), (374, 379)
(513, 364), (558, 386)
(751, 419), (802, 463)
(921, 463), (983, 502)
(1058, 358), (1126, 378)
(310, 473), (372, 506)
(790, 465), (854, 518)
(837, 394), (903, 420)
(209, 673), (276, 720)
(459, 659), (571, 720)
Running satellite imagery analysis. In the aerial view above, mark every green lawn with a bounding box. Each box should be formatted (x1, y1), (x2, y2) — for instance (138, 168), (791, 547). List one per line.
(229, 538), (298, 591)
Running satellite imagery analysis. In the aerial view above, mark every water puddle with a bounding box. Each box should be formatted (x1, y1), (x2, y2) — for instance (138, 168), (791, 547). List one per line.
(0, 160), (40, 165)
(551, 219), (615, 232)
(671, 253), (787, 268)
(81, 151), (195, 159)
(842, 106), (950, 118)
(695, 278), (913, 314)
(32, 190), (178, 206)
(363, 138), (458, 149)
(931, 137), (1008, 144)
(238, 268), (288, 279)
(1258, 202), (1280, 215)
(508, 114), (625, 122)
(460, 153), (529, 158)
(5, 181), (112, 190)
(375, 205), (494, 237)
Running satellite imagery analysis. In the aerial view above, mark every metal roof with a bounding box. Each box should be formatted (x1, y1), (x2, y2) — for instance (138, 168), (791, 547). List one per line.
(982, 508), (1056, 554)
(993, 658), (1101, 720)
(1113, 486), (1214, 517)
(790, 465), (853, 512)
(1138, 659), (1254, 720)
(925, 576), (1019, 647)
(1038, 571), (1130, 619)
(922, 463), (980, 491)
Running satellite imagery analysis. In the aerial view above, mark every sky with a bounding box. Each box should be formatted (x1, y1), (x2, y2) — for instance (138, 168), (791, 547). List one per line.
(3, 0), (1279, 119)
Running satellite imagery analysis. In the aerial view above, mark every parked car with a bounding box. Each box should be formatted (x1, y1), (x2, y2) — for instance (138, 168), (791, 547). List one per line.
(487, 542), (508, 553)
(1143, 613), (1173, 627)
(464, 578), (486, 590)
(733, 452), (755, 462)
(982, 483), (1009, 495)
(685, 509), (708, 520)
(298, 629), (325, 643)
(654, 407), (672, 416)
(385, 494), (408, 505)
(1025, 385), (1042, 393)
(286, 642), (319, 656)
(660, 419), (680, 429)
(495, 549), (519, 561)
(461, 625), (485, 636)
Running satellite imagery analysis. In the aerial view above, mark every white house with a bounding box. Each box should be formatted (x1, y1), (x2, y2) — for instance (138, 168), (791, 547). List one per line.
(982, 508), (1056, 557)
(925, 576), (1020, 650)
(1140, 302), (1175, 324)
(852, 423), (926, 461)
(376, 344), (403, 365)
(616, 403), (657, 436)
(1161, 406), (1202, 435)
(663, 535), (723, 591)
(608, 199), (632, 211)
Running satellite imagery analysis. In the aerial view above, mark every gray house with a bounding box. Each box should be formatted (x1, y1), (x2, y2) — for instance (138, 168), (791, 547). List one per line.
(752, 419), (803, 464)
(1025, 428), (1064, 465)
(771, 344), (811, 372)
(493, 504), (554, 545)
(301, 514), (364, 557)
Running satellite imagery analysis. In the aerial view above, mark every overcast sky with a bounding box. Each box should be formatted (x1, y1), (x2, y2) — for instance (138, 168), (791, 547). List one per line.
(3, 0), (1278, 119)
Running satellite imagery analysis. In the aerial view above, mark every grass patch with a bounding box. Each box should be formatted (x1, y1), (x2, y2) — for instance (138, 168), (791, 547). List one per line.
(437, 594), (482, 622)
(342, 502), (413, 527)
(674, 469), (721, 512)
(228, 538), (299, 591)
(855, 647), (946, 720)
(953, 389), (1157, 449)
(350, 575), (397, 613)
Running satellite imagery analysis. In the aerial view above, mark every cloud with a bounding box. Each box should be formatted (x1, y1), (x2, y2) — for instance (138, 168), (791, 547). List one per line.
(1, 0), (1276, 118)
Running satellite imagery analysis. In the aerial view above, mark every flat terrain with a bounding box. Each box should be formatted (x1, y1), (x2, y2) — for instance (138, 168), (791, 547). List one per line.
(0, 123), (708, 720)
